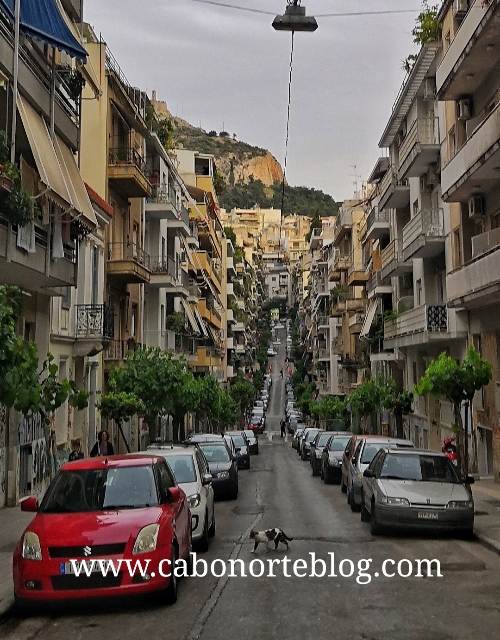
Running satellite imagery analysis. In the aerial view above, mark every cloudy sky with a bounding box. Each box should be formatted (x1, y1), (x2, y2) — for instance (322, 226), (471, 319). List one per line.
(83, 0), (422, 200)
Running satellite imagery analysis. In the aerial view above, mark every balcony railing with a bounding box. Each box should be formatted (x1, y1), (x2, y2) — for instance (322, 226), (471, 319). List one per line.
(150, 255), (177, 278)
(402, 209), (444, 259)
(104, 339), (141, 361)
(367, 207), (390, 231)
(108, 242), (151, 270)
(398, 117), (439, 177)
(384, 304), (447, 340)
(472, 227), (500, 260)
(108, 147), (150, 178)
(381, 238), (402, 270)
(75, 304), (114, 340)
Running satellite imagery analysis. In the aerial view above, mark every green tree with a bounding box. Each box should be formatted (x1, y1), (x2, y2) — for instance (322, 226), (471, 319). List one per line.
(98, 392), (146, 452)
(214, 390), (238, 431)
(317, 395), (347, 428)
(229, 379), (255, 425)
(415, 346), (492, 475)
(224, 226), (237, 246)
(412, 2), (441, 44)
(196, 375), (223, 432)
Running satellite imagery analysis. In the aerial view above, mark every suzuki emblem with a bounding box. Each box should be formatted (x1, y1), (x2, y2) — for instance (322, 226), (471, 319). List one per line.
(83, 546), (92, 556)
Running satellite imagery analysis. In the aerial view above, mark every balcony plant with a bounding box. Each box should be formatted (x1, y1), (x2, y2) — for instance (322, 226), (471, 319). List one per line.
(412, 2), (441, 44)
(0, 131), (39, 226)
(166, 311), (187, 335)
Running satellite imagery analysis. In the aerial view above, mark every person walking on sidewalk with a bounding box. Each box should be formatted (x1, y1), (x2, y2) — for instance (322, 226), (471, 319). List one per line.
(280, 419), (286, 438)
(90, 430), (115, 457)
(69, 439), (84, 462)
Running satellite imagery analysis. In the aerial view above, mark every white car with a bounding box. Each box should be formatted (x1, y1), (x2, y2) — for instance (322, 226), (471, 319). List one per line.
(267, 348), (277, 356)
(146, 443), (215, 551)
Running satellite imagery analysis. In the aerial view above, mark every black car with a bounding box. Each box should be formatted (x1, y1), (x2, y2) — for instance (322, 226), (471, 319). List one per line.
(225, 431), (251, 469)
(244, 430), (259, 455)
(300, 428), (321, 460)
(195, 441), (239, 499)
(310, 431), (337, 476)
(321, 432), (354, 484)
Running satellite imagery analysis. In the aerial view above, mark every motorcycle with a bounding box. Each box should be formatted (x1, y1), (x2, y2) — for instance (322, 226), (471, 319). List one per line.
(442, 437), (457, 465)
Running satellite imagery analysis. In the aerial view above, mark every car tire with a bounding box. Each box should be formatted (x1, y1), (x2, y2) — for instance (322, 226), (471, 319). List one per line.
(208, 508), (216, 537)
(320, 465), (324, 480)
(324, 468), (333, 485)
(164, 545), (178, 604)
(341, 476), (347, 493)
(457, 528), (474, 540)
(230, 483), (238, 500)
(312, 460), (320, 476)
(370, 504), (383, 536)
(196, 511), (210, 552)
(360, 499), (371, 523)
(349, 489), (361, 512)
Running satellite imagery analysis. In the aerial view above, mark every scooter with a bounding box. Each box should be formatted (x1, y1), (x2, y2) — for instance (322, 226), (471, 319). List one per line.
(442, 437), (457, 465)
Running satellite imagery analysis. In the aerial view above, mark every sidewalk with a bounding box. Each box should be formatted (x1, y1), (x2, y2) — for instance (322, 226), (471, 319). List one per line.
(471, 477), (500, 553)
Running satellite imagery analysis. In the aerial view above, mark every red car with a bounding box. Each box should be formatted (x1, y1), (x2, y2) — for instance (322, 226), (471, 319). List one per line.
(13, 455), (191, 606)
(248, 420), (264, 435)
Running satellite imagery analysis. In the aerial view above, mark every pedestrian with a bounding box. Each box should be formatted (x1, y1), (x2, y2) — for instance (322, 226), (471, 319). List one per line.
(280, 368), (283, 378)
(68, 439), (84, 462)
(90, 430), (115, 457)
(280, 419), (286, 438)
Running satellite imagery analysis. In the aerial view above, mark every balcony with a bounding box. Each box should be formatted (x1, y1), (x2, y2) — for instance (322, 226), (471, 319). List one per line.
(145, 187), (189, 230)
(147, 256), (187, 293)
(402, 209), (445, 261)
(74, 304), (114, 357)
(366, 271), (392, 298)
(235, 342), (246, 354)
(226, 336), (236, 350)
(227, 308), (235, 324)
(381, 238), (413, 280)
(187, 221), (199, 247)
(332, 293), (365, 315)
(198, 298), (222, 329)
(309, 227), (323, 250)
(227, 365), (235, 379)
(0, 219), (76, 293)
(197, 251), (222, 292)
(365, 207), (390, 241)
(317, 315), (330, 328)
(104, 339), (140, 366)
(227, 282), (235, 298)
(107, 242), (151, 283)
(233, 322), (246, 332)
(349, 312), (364, 334)
(398, 118), (440, 179)
(447, 239), (500, 309)
(333, 209), (353, 244)
(436, 0), (500, 101)
(226, 256), (236, 275)
(441, 101), (500, 202)
(108, 147), (152, 198)
(384, 304), (467, 348)
(347, 263), (368, 287)
(331, 337), (343, 355)
(378, 167), (410, 211)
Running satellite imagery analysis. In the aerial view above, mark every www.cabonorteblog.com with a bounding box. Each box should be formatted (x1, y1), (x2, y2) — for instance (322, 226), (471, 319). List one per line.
(67, 553), (442, 585)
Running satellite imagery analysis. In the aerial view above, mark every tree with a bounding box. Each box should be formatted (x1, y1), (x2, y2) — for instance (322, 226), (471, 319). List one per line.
(224, 226), (237, 246)
(349, 379), (382, 433)
(415, 346), (492, 475)
(0, 285), (88, 477)
(229, 379), (255, 425)
(305, 213), (322, 243)
(196, 375), (222, 432)
(98, 392), (146, 453)
(213, 391), (238, 431)
(317, 395), (347, 428)
(412, 2), (441, 45)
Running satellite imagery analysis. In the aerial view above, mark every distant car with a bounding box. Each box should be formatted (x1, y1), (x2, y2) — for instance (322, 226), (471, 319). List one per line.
(243, 430), (259, 455)
(309, 431), (337, 476)
(267, 348), (277, 357)
(320, 432), (354, 484)
(300, 428), (321, 460)
(292, 427), (306, 450)
(14, 455), (191, 605)
(361, 448), (474, 537)
(146, 443), (215, 551)
(347, 437), (415, 512)
(186, 433), (238, 460)
(225, 431), (251, 469)
(195, 441), (239, 500)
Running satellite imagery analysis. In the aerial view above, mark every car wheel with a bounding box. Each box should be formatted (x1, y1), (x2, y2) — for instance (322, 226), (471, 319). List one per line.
(360, 498), (371, 523)
(324, 468), (333, 485)
(208, 507), (216, 537)
(350, 489), (361, 512)
(457, 527), (474, 540)
(164, 545), (178, 604)
(312, 460), (319, 476)
(196, 511), (210, 552)
(370, 503), (383, 536)
(340, 476), (347, 493)
(230, 483), (238, 500)
(320, 465), (324, 480)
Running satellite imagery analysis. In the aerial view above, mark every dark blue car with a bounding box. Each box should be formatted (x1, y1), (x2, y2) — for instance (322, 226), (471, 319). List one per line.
(225, 431), (251, 469)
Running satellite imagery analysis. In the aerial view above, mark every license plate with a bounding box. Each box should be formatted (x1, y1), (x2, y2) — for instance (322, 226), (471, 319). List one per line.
(60, 559), (113, 575)
(417, 512), (439, 520)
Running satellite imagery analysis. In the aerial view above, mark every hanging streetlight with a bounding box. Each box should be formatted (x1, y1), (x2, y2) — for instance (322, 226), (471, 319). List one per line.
(272, 0), (318, 32)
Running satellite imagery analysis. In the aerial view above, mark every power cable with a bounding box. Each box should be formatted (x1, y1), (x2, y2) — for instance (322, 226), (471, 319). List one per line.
(279, 30), (294, 262)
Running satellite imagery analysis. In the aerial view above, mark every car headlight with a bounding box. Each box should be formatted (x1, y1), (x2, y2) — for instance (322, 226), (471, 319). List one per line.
(217, 471), (230, 479)
(379, 496), (410, 506)
(328, 455), (340, 466)
(132, 524), (160, 555)
(447, 500), (474, 509)
(187, 493), (201, 509)
(22, 532), (42, 561)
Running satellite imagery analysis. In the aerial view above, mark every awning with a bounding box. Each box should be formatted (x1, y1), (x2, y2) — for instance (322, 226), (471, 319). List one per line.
(18, 95), (97, 228)
(193, 306), (209, 338)
(360, 299), (378, 339)
(18, 95), (71, 207)
(186, 184), (206, 203)
(181, 298), (200, 335)
(54, 135), (97, 228)
(0, 0), (87, 61)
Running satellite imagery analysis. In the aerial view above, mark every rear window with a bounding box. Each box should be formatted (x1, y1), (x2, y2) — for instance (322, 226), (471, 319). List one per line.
(230, 434), (245, 446)
(165, 455), (197, 484)
(329, 436), (351, 452)
(305, 430), (319, 442)
(199, 444), (230, 463)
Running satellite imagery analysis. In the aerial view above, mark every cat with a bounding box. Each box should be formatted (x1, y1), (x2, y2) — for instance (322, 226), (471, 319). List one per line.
(249, 528), (293, 552)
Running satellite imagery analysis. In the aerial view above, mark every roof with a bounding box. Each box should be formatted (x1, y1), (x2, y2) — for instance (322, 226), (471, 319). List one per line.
(384, 447), (446, 457)
(63, 454), (162, 470)
(359, 436), (413, 444)
(86, 183), (113, 217)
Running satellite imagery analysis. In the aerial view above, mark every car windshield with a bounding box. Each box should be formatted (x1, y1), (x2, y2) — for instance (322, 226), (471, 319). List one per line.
(40, 466), (158, 513)
(166, 455), (197, 484)
(244, 431), (255, 439)
(305, 430), (319, 442)
(361, 442), (411, 464)
(329, 436), (351, 451)
(230, 434), (245, 446)
(380, 454), (461, 483)
(317, 433), (332, 447)
(199, 444), (230, 463)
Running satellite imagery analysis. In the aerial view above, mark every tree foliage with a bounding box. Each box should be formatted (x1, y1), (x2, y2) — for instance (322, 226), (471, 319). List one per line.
(412, 2), (441, 44)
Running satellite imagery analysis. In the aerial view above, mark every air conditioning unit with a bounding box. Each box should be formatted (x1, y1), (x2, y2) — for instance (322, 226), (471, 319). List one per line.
(469, 195), (485, 218)
(427, 163), (439, 187)
(420, 174), (432, 192)
(453, 0), (468, 19)
(424, 77), (436, 101)
(457, 98), (472, 121)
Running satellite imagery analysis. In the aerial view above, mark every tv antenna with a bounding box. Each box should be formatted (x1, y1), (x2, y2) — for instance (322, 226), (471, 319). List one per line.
(350, 165), (362, 196)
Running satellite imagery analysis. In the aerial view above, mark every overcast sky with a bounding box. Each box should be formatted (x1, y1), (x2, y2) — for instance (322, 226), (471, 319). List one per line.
(83, 0), (422, 201)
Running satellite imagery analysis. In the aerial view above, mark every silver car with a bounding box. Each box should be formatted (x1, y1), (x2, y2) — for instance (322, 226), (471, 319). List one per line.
(347, 437), (415, 512)
(361, 448), (474, 537)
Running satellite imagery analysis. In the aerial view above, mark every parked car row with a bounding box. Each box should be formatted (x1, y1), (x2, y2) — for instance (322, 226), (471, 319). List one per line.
(248, 373), (272, 434)
(284, 380), (304, 433)
(293, 430), (475, 538)
(14, 429), (257, 608)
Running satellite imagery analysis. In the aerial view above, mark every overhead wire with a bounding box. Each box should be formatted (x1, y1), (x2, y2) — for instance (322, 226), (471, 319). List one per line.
(279, 30), (294, 262)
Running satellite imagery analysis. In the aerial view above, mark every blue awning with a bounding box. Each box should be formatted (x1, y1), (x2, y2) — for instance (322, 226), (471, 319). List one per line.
(0, 0), (87, 61)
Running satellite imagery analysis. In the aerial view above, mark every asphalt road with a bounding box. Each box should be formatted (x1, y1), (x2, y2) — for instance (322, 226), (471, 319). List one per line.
(3, 334), (500, 639)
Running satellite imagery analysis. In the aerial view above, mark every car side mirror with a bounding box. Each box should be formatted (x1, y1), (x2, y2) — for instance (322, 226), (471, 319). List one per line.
(202, 473), (212, 485)
(466, 475), (475, 485)
(363, 469), (376, 478)
(21, 497), (38, 512)
(167, 487), (181, 502)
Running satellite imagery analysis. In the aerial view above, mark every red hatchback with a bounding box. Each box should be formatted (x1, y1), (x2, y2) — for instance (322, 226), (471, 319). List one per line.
(13, 455), (191, 606)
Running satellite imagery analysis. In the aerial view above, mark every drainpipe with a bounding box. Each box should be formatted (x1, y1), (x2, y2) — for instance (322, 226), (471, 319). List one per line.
(10, 0), (20, 162)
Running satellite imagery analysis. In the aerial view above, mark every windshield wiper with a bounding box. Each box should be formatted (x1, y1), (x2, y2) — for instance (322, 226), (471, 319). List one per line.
(380, 475), (410, 481)
(101, 504), (137, 510)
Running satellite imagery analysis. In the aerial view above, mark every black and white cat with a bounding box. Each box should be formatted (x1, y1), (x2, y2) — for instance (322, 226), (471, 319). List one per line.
(249, 528), (293, 552)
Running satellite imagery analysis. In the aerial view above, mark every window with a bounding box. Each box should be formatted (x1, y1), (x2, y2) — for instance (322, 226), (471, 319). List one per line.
(61, 287), (71, 310)
(91, 247), (99, 306)
(416, 279), (422, 306)
(413, 199), (419, 217)
(448, 126), (456, 160)
(453, 229), (462, 269)
(444, 30), (451, 51)
(157, 462), (176, 495)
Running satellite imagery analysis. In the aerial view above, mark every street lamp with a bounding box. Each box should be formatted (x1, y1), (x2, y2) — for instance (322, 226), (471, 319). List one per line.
(272, 0), (318, 32)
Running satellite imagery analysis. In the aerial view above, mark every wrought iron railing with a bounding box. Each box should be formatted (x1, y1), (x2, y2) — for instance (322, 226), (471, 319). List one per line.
(108, 147), (151, 179)
(75, 304), (114, 339)
(107, 242), (151, 270)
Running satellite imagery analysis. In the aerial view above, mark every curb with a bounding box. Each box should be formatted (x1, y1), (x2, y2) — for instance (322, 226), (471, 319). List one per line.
(0, 596), (15, 624)
(475, 532), (500, 556)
